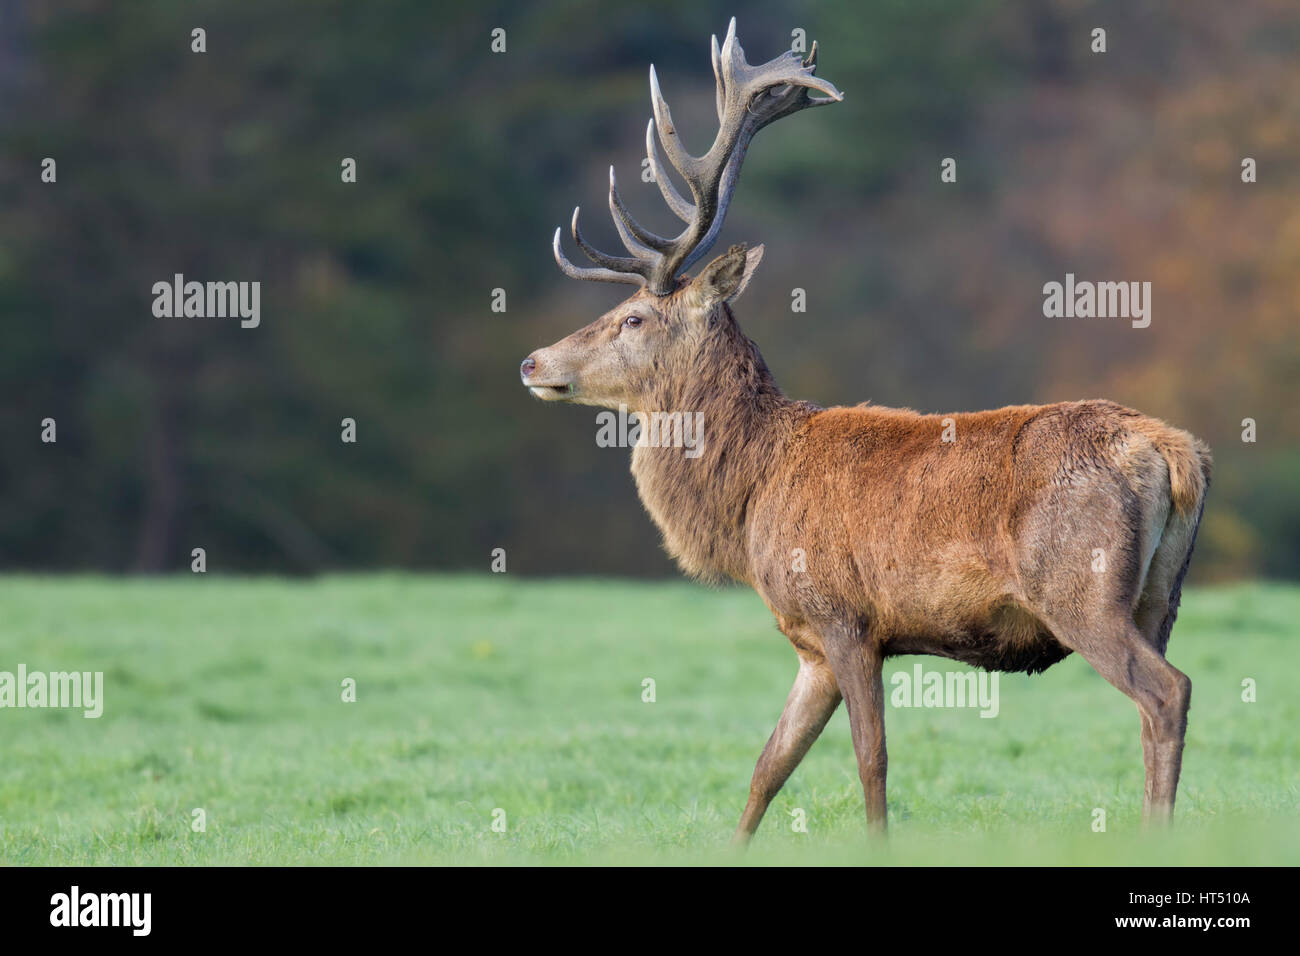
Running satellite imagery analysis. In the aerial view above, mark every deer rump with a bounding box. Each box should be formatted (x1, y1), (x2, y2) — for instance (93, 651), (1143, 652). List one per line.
(744, 399), (1211, 676)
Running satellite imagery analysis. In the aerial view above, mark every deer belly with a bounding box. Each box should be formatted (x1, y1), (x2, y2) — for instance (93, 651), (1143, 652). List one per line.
(884, 603), (1071, 675)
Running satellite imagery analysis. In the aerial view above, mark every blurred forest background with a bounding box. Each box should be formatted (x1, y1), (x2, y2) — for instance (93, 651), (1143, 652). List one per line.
(0, 0), (1296, 580)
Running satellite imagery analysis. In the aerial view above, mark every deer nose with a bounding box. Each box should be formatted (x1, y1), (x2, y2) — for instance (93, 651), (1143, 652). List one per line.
(520, 355), (537, 379)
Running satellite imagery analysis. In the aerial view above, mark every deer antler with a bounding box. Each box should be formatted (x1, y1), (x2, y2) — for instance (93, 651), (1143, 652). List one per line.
(553, 18), (843, 294)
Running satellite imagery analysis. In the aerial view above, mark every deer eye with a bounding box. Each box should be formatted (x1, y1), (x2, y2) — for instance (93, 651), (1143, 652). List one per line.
(623, 315), (643, 328)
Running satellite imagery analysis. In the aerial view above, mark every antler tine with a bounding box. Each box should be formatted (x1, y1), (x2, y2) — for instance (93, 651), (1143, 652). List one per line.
(607, 166), (673, 255)
(717, 16), (743, 86)
(711, 33), (725, 124)
(645, 120), (695, 223)
(648, 65), (696, 181)
(570, 207), (651, 275)
(553, 219), (646, 287)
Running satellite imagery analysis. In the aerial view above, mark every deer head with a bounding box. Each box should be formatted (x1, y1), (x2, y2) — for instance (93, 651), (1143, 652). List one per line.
(520, 19), (842, 411)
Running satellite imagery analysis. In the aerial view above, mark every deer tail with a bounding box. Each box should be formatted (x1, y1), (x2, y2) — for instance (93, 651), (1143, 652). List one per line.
(1132, 419), (1212, 517)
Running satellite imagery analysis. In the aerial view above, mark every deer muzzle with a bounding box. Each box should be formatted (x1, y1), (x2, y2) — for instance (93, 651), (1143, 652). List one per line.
(520, 352), (575, 400)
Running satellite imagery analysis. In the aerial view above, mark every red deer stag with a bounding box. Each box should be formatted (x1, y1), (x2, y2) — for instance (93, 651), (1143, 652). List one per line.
(520, 19), (1212, 840)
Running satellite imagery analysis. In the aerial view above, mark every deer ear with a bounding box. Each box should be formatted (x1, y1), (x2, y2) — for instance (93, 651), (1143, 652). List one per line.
(691, 244), (764, 306)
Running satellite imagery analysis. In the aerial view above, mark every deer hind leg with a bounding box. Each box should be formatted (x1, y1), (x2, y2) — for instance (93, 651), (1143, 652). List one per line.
(1026, 466), (1197, 824)
(733, 651), (841, 844)
(1045, 610), (1191, 824)
(822, 623), (888, 834)
(1130, 504), (1202, 819)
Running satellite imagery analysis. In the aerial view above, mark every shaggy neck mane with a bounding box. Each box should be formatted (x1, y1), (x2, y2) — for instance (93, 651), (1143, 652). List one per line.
(630, 305), (815, 583)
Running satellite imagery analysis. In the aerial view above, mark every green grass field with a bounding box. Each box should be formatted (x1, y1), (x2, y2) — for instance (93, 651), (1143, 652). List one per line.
(0, 575), (1295, 865)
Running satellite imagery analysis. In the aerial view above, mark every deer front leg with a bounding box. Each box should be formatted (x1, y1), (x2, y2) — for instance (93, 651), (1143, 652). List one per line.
(824, 627), (888, 834)
(733, 655), (841, 844)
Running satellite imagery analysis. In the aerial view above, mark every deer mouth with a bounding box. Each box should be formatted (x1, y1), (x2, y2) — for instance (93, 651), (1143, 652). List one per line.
(528, 383), (575, 401)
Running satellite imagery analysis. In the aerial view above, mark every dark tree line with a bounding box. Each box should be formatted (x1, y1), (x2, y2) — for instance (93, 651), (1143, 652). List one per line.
(1, 0), (1295, 581)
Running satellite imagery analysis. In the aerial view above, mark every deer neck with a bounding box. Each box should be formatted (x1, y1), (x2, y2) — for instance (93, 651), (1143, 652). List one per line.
(629, 320), (809, 584)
